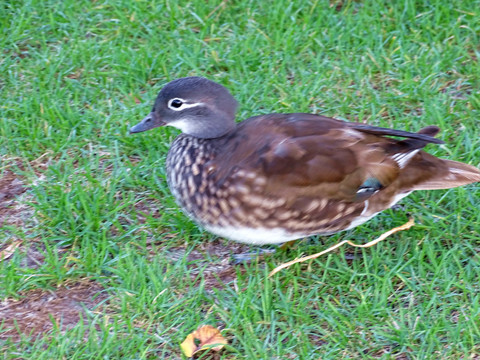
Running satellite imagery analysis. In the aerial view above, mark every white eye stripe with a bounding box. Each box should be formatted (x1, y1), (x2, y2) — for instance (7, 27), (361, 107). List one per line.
(168, 98), (204, 111)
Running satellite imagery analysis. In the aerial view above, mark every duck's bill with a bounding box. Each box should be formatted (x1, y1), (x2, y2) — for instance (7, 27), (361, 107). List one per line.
(130, 112), (166, 133)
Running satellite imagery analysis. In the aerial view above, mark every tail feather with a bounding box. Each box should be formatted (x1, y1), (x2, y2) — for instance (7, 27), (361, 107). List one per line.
(412, 157), (480, 190)
(417, 125), (441, 138)
(391, 126), (479, 191)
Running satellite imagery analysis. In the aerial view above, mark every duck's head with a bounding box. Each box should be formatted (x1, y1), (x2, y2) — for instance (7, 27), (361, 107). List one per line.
(130, 77), (238, 139)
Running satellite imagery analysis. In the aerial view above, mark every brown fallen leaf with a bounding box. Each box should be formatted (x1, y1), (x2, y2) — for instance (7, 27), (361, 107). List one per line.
(0, 241), (22, 262)
(180, 325), (228, 357)
(269, 218), (415, 277)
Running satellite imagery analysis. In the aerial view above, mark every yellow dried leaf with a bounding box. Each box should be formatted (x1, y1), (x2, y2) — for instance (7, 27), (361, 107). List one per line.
(180, 325), (227, 357)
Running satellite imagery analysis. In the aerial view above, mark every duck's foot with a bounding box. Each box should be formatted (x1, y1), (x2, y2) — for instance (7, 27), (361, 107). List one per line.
(230, 248), (277, 264)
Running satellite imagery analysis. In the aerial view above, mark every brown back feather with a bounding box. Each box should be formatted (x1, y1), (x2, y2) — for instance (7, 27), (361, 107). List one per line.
(210, 114), (479, 204)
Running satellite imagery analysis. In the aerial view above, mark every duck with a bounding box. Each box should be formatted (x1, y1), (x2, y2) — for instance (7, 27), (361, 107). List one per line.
(130, 76), (480, 246)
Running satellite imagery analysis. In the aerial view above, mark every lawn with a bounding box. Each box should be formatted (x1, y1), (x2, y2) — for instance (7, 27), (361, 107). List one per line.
(1, 0), (479, 358)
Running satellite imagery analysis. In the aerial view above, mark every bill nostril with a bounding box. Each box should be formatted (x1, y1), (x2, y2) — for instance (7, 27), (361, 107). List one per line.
(145, 117), (151, 123)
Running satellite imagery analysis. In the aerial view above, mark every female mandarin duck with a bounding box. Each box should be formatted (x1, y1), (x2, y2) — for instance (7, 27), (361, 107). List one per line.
(130, 77), (480, 245)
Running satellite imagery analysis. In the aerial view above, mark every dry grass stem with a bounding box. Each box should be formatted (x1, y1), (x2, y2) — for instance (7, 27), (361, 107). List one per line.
(269, 218), (415, 277)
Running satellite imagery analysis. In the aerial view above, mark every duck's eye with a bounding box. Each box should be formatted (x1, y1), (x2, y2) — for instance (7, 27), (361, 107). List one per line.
(169, 98), (183, 109)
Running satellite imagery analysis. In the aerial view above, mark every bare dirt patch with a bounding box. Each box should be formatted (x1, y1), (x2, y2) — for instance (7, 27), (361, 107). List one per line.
(17, 240), (50, 269)
(0, 281), (108, 341)
(0, 169), (29, 228)
(132, 197), (162, 225)
(1, 162), (46, 268)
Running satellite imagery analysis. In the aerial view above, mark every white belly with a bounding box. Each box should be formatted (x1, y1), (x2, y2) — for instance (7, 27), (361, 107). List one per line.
(204, 224), (310, 245)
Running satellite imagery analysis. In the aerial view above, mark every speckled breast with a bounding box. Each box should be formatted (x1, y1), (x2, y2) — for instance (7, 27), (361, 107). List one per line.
(166, 134), (221, 224)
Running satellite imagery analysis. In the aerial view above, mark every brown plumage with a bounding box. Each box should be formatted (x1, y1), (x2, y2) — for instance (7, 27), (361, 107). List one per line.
(130, 77), (480, 245)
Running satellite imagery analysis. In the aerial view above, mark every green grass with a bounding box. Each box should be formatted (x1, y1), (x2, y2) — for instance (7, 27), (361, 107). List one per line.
(1, 0), (479, 358)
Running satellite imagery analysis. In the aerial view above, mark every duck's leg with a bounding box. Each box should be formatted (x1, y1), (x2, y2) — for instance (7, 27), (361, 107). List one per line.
(230, 240), (297, 264)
